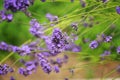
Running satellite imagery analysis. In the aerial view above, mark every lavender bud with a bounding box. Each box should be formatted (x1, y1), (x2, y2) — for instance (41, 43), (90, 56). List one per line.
(117, 46), (120, 54)
(7, 14), (13, 22)
(89, 40), (98, 49)
(54, 66), (59, 73)
(10, 76), (15, 80)
(116, 6), (120, 14)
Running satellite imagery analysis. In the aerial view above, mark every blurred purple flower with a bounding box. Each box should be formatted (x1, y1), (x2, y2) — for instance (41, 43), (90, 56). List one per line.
(116, 6), (120, 14)
(0, 64), (13, 75)
(7, 14), (13, 22)
(30, 19), (44, 38)
(45, 28), (68, 55)
(0, 42), (8, 51)
(54, 66), (59, 73)
(80, 0), (86, 7)
(117, 46), (120, 54)
(46, 13), (58, 22)
(10, 76), (15, 80)
(103, 36), (112, 42)
(101, 50), (111, 57)
(41, 0), (46, 2)
(89, 40), (98, 49)
(65, 43), (81, 52)
(71, 22), (78, 31)
(4, 0), (34, 12)
(36, 53), (52, 74)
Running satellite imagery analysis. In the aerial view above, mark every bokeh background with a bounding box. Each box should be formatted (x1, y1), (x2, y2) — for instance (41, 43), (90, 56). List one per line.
(0, 0), (120, 80)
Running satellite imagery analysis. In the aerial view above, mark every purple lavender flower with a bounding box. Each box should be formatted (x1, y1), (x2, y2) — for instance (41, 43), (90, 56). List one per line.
(116, 6), (120, 14)
(72, 45), (81, 52)
(89, 40), (98, 49)
(101, 50), (111, 57)
(46, 13), (58, 22)
(0, 64), (13, 75)
(45, 28), (68, 55)
(7, 14), (13, 22)
(104, 36), (112, 42)
(0, 10), (7, 21)
(0, 11), (13, 22)
(30, 19), (44, 38)
(8, 67), (14, 73)
(83, 22), (88, 27)
(4, 0), (34, 12)
(56, 58), (62, 64)
(19, 61), (37, 77)
(42, 52), (51, 57)
(19, 59), (26, 64)
(65, 43), (81, 52)
(71, 22), (78, 31)
(0, 42), (8, 51)
(36, 53), (52, 74)
(18, 45), (31, 56)
(56, 58), (63, 67)
(117, 46), (120, 54)
(41, 0), (46, 2)
(10, 76), (15, 80)
(63, 55), (69, 63)
(82, 38), (90, 43)
(25, 61), (36, 73)
(80, 0), (86, 7)
(64, 55), (68, 60)
(54, 66), (59, 73)
(18, 67), (30, 76)
(102, 0), (108, 3)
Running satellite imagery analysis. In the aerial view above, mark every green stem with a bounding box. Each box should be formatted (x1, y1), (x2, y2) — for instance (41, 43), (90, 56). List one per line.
(102, 68), (117, 80)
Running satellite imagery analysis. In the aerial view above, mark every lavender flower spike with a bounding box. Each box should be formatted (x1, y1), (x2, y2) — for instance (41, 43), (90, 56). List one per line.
(116, 6), (120, 14)
(89, 40), (98, 49)
(117, 46), (120, 54)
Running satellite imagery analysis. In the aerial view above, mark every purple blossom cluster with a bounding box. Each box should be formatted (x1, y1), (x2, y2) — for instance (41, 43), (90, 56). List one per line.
(30, 19), (44, 38)
(46, 13), (58, 26)
(50, 55), (69, 67)
(1, 0), (119, 79)
(0, 23), (80, 77)
(10, 76), (15, 80)
(0, 14), (80, 76)
(0, 64), (14, 75)
(80, 0), (86, 7)
(89, 34), (112, 49)
(46, 13), (58, 22)
(0, 10), (13, 22)
(36, 53), (52, 74)
(102, 34), (112, 42)
(4, 0), (34, 12)
(45, 28), (69, 55)
(102, 0), (108, 3)
(117, 46), (120, 54)
(89, 40), (98, 49)
(116, 6), (120, 14)
(100, 50), (111, 57)
(70, 0), (86, 7)
(71, 22), (78, 31)
(19, 60), (37, 76)
(0, 0), (34, 22)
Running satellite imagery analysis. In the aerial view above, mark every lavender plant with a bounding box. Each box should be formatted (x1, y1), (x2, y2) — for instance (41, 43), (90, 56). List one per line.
(0, 0), (120, 80)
